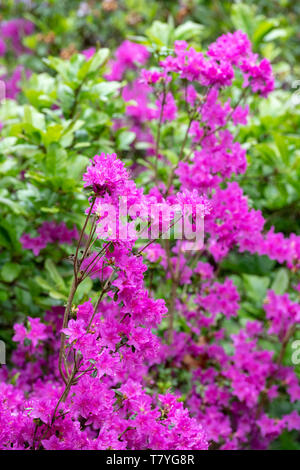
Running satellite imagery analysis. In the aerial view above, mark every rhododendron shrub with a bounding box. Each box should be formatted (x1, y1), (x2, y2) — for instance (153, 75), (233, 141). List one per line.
(1, 26), (300, 451)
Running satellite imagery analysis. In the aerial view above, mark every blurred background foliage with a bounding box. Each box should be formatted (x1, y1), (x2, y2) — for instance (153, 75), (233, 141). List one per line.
(0, 0), (300, 449)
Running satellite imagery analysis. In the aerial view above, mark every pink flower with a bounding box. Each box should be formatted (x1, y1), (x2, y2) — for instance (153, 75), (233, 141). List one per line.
(283, 411), (300, 431)
(257, 414), (284, 438)
(83, 153), (129, 196)
(62, 319), (86, 344)
(106, 41), (149, 81)
(13, 317), (47, 347)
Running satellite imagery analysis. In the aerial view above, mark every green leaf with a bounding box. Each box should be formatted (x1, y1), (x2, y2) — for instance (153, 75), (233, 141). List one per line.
(48, 290), (68, 301)
(35, 275), (67, 301)
(0, 225), (12, 248)
(164, 150), (179, 165)
(91, 82), (122, 101)
(74, 277), (93, 303)
(43, 56), (69, 80)
(45, 143), (68, 177)
(23, 105), (45, 131)
(0, 137), (18, 155)
(91, 369), (98, 378)
(0, 290), (8, 301)
(253, 20), (277, 46)
(146, 21), (173, 47)
(57, 83), (75, 112)
(231, 4), (256, 38)
(0, 197), (27, 215)
(273, 132), (289, 165)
